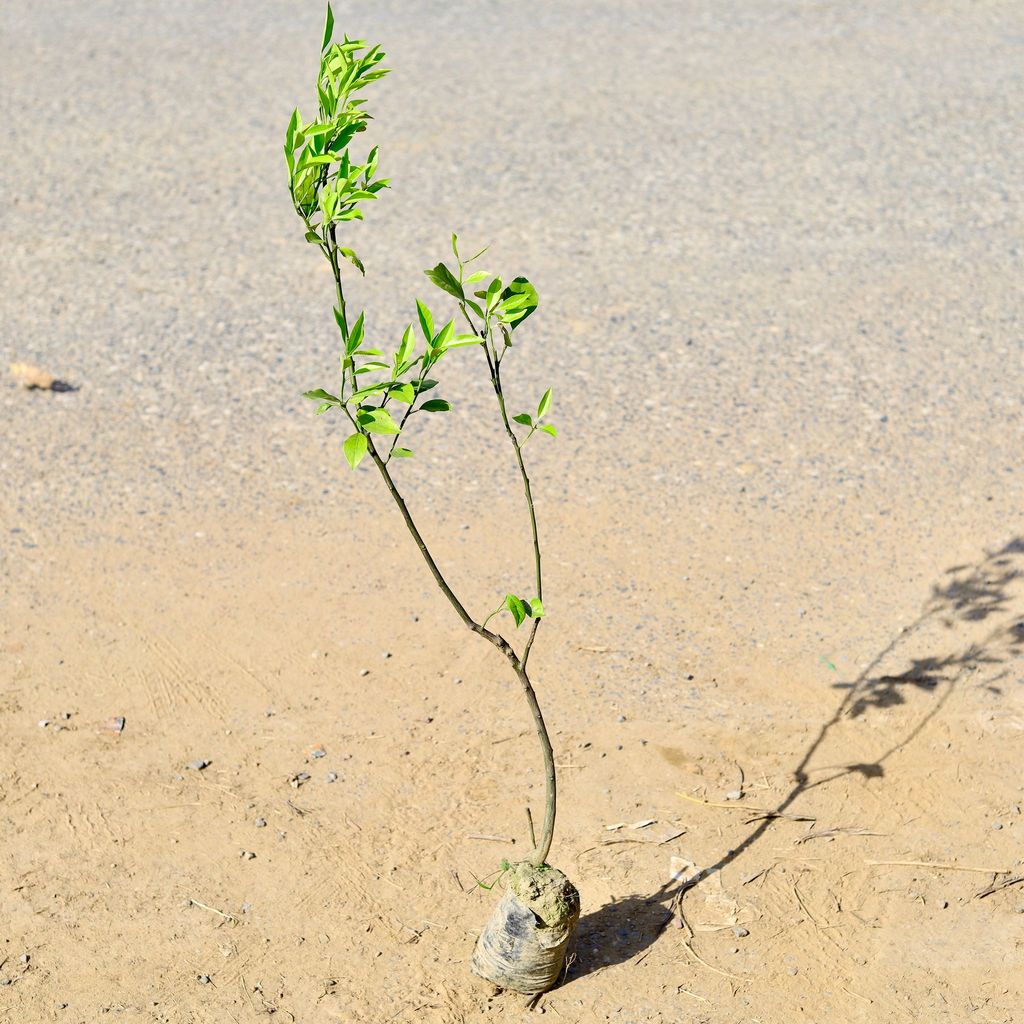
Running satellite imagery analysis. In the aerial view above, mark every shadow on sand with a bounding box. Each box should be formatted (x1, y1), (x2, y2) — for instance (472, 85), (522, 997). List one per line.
(566, 537), (1024, 983)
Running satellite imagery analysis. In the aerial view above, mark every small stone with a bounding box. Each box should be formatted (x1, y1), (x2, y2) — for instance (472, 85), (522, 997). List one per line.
(382, 651), (392, 660)
(265, 709), (276, 717)
(993, 821), (1003, 830)
(240, 850), (256, 860)
(725, 790), (743, 801)
(616, 714), (626, 723)
(241, 902), (252, 913)
(787, 967), (798, 976)
(19, 954), (29, 964)
(325, 771), (338, 783)
(38, 720), (49, 728)
(255, 818), (267, 828)
(731, 946), (740, 954)
(0, 978), (11, 986)
(309, 745), (326, 759)
(61, 711), (71, 720)
(732, 926), (749, 937)
(454, 677), (463, 685)
(360, 668), (370, 677)
(939, 900), (949, 909)
(187, 759), (210, 771)
(197, 974), (211, 984)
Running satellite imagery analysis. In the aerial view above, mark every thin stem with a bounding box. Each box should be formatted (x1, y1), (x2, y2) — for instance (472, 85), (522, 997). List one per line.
(364, 437), (556, 866)
(489, 352), (544, 667)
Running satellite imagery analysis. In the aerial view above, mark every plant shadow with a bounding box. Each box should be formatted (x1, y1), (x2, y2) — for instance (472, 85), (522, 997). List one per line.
(564, 536), (1024, 983)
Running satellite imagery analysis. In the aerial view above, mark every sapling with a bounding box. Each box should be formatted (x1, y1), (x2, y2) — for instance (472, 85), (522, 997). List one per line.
(284, 6), (579, 994)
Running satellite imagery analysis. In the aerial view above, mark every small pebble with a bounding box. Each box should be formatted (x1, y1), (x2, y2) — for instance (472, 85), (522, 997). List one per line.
(38, 719), (49, 728)
(359, 668), (370, 677)
(725, 790), (743, 801)
(787, 967), (798, 976)
(993, 821), (1003, 830)
(240, 850), (256, 860)
(19, 954), (29, 964)
(731, 946), (740, 954)
(241, 902), (252, 913)
(187, 759), (210, 771)
(265, 709), (276, 717)
(732, 926), (749, 937)
(197, 974), (211, 984)
(454, 677), (463, 685)
(310, 747), (326, 759)
(325, 771), (338, 783)
(939, 900), (949, 909)
(382, 651), (392, 660)
(0, 979), (11, 987)
(61, 711), (72, 720)
(255, 818), (267, 828)
(616, 714), (626, 723)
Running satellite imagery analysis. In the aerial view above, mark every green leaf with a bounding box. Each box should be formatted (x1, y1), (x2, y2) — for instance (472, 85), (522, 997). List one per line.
(321, 3), (335, 52)
(343, 432), (367, 469)
(451, 233), (459, 258)
(537, 388), (552, 418)
(424, 262), (464, 301)
(539, 423), (558, 437)
(346, 312), (365, 354)
(392, 447), (414, 458)
(344, 381), (391, 404)
(505, 594), (527, 628)
(464, 270), (490, 284)
(416, 299), (434, 342)
(464, 299), (485, 318)
(529, 598), (545, 618)
(397, 324), (416, 366)
(339, 246), (365, 275)
(420, 398), (451, 412)
(485, 277), (503, 311)
(390, 382), (416, 404)
(285, 108), (301, 158)
(357, 407), (401, 434)
(304, 388), (340, 403)
(315, 402), (332, 415)
(512, 413), (533, 426)
(433, 319), (455, 351)
(500, 277), (539, 329)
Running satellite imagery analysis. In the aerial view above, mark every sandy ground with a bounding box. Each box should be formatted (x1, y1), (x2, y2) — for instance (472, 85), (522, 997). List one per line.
(3, 1), (1024, 1022)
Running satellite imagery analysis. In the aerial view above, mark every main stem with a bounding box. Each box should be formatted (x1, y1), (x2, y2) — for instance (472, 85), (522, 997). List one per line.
(365, 439), (556, 866)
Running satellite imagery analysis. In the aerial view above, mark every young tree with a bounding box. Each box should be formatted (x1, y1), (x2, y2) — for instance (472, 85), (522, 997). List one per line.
(284, 5), (579, 994)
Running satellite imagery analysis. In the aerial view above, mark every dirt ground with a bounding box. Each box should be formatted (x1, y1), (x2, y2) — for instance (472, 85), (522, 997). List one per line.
(3, 496), (1023, 1023)
(4, 0), (1024, 1021)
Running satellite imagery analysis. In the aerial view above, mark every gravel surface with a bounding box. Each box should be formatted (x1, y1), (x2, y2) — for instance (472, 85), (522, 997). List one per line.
(2, 0), (1021, 544)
